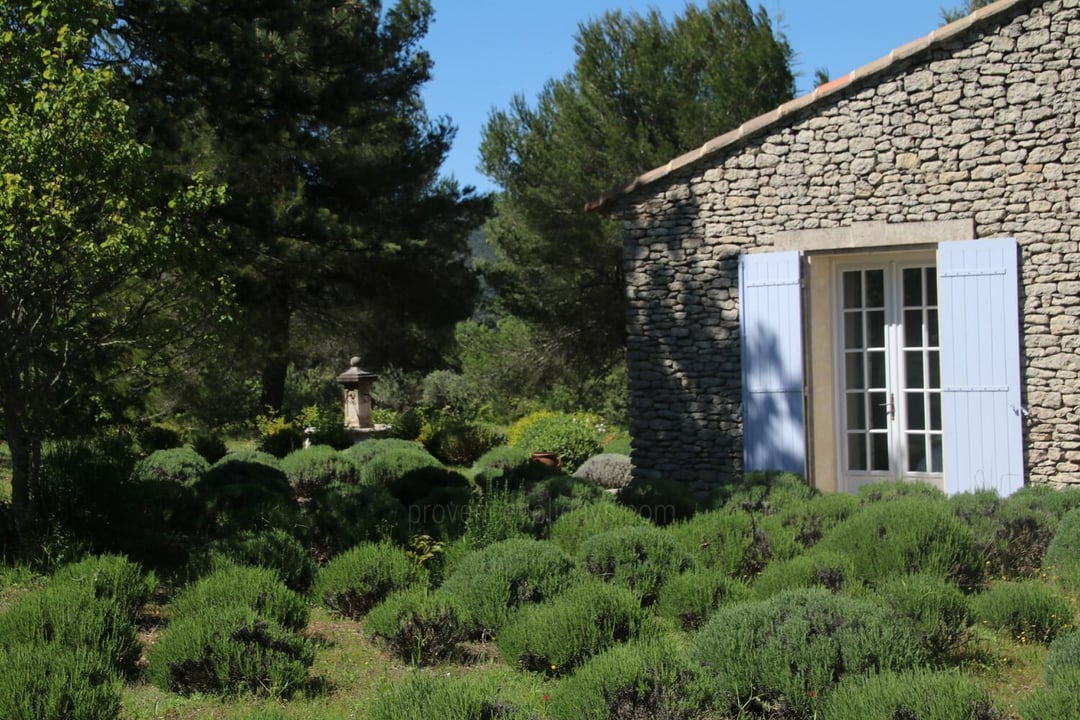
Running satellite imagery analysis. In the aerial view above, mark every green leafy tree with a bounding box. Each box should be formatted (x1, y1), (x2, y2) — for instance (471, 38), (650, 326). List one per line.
(941, 0), (994, 23)
(0, 0), (224, 530)
(479, 0), (794, 389)
(106, 0), (489, 413)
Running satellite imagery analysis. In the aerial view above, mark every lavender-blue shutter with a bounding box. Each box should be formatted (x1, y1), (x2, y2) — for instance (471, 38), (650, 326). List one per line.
(938, 238), (1023, 496)
(738, 251), (806, 474)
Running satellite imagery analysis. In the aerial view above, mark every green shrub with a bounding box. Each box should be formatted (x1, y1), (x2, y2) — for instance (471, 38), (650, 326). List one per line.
(550, 502), (649, 555)
(576, 525), (694, 605)
(1009, 484), (1080, 522)
(195, 453), (297, 535)
(523, 474), (607, 536)
(138, 423), (185, 453)
(461, 482), (532, 549)
(132, 447), (209, 486)
(602, 434), (632, 456)
(1045, 630), (1080, 686)
(953, 489), (1058, 580)
(856, 479), (947, 504)
(187, 529), (315, 592)
(279, 445), (361, 495)
(969, 580), (1074, 645)
(169, 563), (309, 632)
(0, 643), (121, 720)
(358, 446), (441, 486)
(817, 497), (983, 590)
(294, 404), (353, 450)
(363, 586), (469, 665)
(616, 476), (697, 525)
(189, 431), (228, 464)
(496, 580), (648, 675)
(470, 445), (535, 491)
(438, 538), (576, 635)
(691, 589), (926, 715)
(148, 606), (313, 697)
(776, 491), (861, 547)
(50, 554), (155, 622)
(510, 411), (603, 472)
(314, 542), (425, 619)
(751, 550), (857, 598)
(255, 415), (304, 458)
(342, 438), (427, 467)
(876, 572), (972, 661)
(423, 416), (504, 466)
(1019, 668), (1080, 720)
(655, 567), (749, 631)
(709, 471), (816, 514)
(670, 509), (800, 580)
(573, 453), (632, 490)
(300, 481), (404, 556)
(365, 671), (544, 720)
(823, 668), (998, 720)
(0, 588), (141, 676)
(547, 637), (710, 720)
(1044, 507), (1080, 592)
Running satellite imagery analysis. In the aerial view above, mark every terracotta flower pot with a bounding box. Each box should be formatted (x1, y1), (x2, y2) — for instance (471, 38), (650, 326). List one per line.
(530, 452), (562, 468)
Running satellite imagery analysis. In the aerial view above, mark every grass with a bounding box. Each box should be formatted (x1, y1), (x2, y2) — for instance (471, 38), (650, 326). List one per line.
(0, 441), (11, 503)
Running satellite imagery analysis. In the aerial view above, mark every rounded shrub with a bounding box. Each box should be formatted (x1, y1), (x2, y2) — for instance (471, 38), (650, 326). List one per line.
(460, 482), (532, 549)
(301, 481), (404, 556)
(1019, 667), (1080, 720)
(1045, 630), (1080, 686)
(187, 529), (316, 592)
(856, 479), (947, 504)
(189, 431), (229, 464)
(709, 471), (816, 514)
(438, 538), (576, 635)
(816, 497), (983, 590)
(689, 588), (927, 715)
(875, 572), (972, 661)
(314, 542), (425, 619)
(1009, 484), (1080, 522)
(132, 447), (209, 486)
(969, 580), (1074, 645)
(0, 643), (121, 720)
(196, 453), (297, 535)
(471, 445), (535, 491)
(1044, 507), (1080, 592)
(365, 671), (544, 720)
(823, 668), (999, 720)
(573, 453), (632, 490)
(576, 525), (694, 605)
(169, 563), (309, 632)
(550, 502), (650, 555)
(138, 423), (185, 453)
(547, 637), (711, 720)
(496, 580), (649, 676)
(423, 417), (504, 467)
(278, 446), (361, 496)
(776, 491), (861, 547)
(510, 411), (603, 472)
(655, 567), (749, 631)
(670, 509), (800, 580)
(148, 606), (313, 697)
(751, 550), (858, 599)
(363, 586), (469, 665)
(954, 489), (1058, 580)
(50, 554), (156, 622)
(616, 476), (697, 525)
(341, 438), (427, 467)
(256, 417), (304, 458)
(523, 474), (608, 536)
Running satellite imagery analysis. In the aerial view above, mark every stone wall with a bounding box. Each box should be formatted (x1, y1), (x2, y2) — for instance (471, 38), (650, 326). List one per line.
(616, 0), (1080, 491)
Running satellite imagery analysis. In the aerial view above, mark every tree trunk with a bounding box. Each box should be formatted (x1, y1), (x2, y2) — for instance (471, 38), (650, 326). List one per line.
(4, 417), (40, 537)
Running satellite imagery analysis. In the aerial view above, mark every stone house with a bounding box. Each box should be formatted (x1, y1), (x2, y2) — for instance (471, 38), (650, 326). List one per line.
(590, 0), (1080, 496)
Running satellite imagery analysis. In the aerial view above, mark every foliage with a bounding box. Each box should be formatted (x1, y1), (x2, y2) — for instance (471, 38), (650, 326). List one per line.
(522, 473), (608, 536)
(690, 588), (927, 715)
(195, 453), (297, 535)
(422, 415), (505, 467)
(969, 580), (1074, 645)
(255, 415), (305, 458)
(774, 491), (861, 547)
(709, 471), (816, 514)
(941, 0), (996, 24)
(293, 404), (353, 450)
(950, 488), (1061, 579)
(0, 0), (225, 529)
(576, 525), (694, 605)
(461, 481), (533, 549)
(131, 448), (209, 487)
(509, 411), (604, 472)
(49, 554), (156, 622)
(573, 452), (632, 490)
(655, 567), (750, 631)
(875, 573), (972, 661)
(358, 447), (444, 488)
(1044, 630), (1080, 686)
(751, 550), (858, 598)
(438, 538), (576, 635)
(279, 446), (361, 496)
(470, 445), (535, 491)
(817, 497), (983, 590)
(548, 637), (713, 720)
(549, 502), (650, 555)
(386, 465), (473, 538)
(342, 438), (428, 467)
(823, 668), (999, 720)
(365, 671), (544, 720)
(496, 580), (649, 676)
(670, 509), (800, 580)
(187, 529), (316, 593)
(300, 481), (404, 557)
(1044, 507), (1080, 591)
(137, 423), (185, 453)
(189, 431), (229, 464)
(169, 563), (309, 632)
(147, 606), (313, 698)
(0, 643), (121, 720)
(856, 479), (947, 504)
(363, 586), (470, 665)
(314, 542), (425, 619)
(616, 476), (698, 525)
(1019, 668), (1080, 720)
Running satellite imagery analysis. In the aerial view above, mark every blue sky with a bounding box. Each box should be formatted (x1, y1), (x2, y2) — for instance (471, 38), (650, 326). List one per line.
(421, 0), (964, 193)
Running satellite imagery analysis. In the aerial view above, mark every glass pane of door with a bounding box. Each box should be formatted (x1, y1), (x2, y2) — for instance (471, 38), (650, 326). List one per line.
(900, 266), (942, 473)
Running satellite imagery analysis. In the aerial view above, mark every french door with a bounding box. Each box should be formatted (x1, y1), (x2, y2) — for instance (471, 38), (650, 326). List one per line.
(838, 256), (943, 491)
